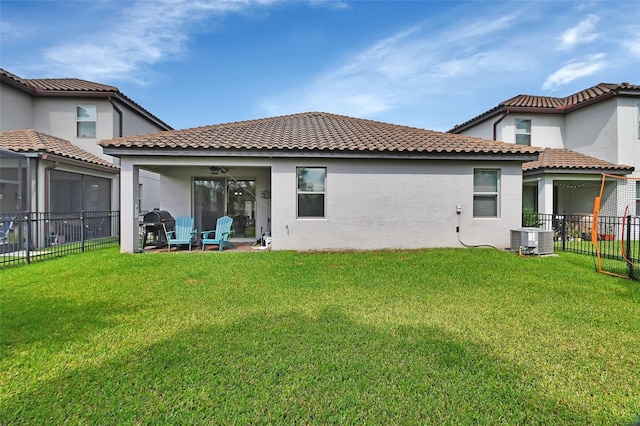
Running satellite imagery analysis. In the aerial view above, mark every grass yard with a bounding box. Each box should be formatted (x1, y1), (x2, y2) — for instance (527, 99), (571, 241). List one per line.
(1, 248), (639, 424)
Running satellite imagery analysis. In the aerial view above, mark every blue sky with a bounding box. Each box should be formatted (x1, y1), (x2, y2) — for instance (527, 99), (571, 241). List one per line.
(1, 0), (639, 132)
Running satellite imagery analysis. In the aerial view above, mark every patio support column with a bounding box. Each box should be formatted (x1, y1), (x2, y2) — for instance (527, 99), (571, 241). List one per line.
(537, 176), (554, 215)
(120, 159), (140, 253)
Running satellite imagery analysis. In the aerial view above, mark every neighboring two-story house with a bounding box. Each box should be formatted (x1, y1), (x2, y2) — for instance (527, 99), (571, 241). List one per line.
(0, 68), (172, 216)
(449, 83), (639, 217)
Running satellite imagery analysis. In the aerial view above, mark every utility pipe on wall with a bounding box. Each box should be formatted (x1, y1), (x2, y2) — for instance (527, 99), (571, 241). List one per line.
(492, 110), (509, 141)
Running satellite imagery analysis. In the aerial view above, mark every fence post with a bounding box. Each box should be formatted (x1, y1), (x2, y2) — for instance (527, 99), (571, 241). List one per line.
(561, 214), (566, 251)
(80, 210), (85, 252)
(627, 215), (634, 280)
(24, 212), (31, 264)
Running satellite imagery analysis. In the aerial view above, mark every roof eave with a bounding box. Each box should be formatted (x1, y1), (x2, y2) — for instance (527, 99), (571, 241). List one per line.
(101, 147), (539, 162)
(524, 167), (634, 177)
(41, 152), (120, 173)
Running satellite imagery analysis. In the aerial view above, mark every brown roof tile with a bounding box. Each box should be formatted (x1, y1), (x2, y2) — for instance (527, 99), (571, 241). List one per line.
(0, 68), (172, 131)
(523, 148), (633, 173)
(450, 82), (640, 132)
(100, 111), (540, 158)
(0, 129), (119, 171)
(26, 78), (119, 92)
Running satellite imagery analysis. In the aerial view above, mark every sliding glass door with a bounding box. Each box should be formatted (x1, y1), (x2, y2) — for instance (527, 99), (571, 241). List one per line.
(194, 178), (256, 238)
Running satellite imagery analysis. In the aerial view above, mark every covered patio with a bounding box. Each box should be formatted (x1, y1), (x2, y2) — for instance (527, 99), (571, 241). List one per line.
(522, 148), (634, 215)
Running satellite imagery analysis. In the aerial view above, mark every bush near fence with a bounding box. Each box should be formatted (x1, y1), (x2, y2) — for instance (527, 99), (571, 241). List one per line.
(0, 211), (119, 268)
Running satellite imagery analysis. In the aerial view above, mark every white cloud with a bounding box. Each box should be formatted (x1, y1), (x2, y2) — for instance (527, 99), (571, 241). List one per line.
(40, 0), (280, 83)
(542, 53), (607, 90)
(309, 0), (351, 10)
(622, 30), (640, 60)
(558, 14), (599, 50)
(259, 11), (523, 119)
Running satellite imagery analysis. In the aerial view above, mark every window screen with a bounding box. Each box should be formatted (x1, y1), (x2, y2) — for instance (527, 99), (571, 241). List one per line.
(297, 167), (326, 218)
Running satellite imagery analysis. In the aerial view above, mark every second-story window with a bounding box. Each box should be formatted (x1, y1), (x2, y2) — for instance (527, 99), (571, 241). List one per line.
(515, 118), (531, 146)
(77, 105), (96, 138)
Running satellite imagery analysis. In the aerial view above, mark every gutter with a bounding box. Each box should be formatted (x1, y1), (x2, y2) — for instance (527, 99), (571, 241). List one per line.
(100, 147), (541, 162)
(41, 152), (119, 174)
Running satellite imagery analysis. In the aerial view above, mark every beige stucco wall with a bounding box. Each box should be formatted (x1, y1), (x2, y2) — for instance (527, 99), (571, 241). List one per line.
(457, 113), (566, 148)
(0, 84), (34, 130)
(271, 158), (523, 251)
(120, 104), (168, 137)
(506, 114), (565, 148)
(616, 98), (640, 179)
(117, 155), (525, 252)
(565, 99), (618, 163)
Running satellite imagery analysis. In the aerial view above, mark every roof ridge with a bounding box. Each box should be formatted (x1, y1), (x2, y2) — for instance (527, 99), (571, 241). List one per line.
(27, 129), (48, 151)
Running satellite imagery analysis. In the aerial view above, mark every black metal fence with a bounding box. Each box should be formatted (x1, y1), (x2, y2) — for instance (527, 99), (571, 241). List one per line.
(0, 211), (119, 268)
(524, 212), (640, 278)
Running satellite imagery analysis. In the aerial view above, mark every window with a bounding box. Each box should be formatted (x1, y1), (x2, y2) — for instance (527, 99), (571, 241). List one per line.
(77, 105), (97, 138)
(515, 118), (531, 146)
(297, 167), (326, 218)
(473, 169), (499, 217)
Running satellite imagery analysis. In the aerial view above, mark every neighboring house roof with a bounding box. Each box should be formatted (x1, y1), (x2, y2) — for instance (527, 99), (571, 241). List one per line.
(101, 111), (540, 160)
(449, 82), (640, 133)
(0, 129), (119, 172)
(523, 148), (634, 175)
(0, 68), (172, 131)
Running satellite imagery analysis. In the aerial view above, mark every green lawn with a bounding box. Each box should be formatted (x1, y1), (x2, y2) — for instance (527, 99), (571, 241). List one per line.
(1, 248), (639, 424)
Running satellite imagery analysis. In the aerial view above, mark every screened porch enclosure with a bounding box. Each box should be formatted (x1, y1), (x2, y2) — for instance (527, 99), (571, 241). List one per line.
(523, 177), (604, 216)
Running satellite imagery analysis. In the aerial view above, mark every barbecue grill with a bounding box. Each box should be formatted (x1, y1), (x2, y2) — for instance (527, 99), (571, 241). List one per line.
(141, 210), (175, 248)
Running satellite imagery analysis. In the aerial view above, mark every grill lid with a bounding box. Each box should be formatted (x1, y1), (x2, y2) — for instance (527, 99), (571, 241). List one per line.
(143, 210), (174, 224)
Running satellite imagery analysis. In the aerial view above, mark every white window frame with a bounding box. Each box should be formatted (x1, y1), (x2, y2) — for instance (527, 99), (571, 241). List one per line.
(515, 118), (531, 146)
(77, 105), (97, 138)
(473, 169), (500, 218)
(296, 167), (326, 218)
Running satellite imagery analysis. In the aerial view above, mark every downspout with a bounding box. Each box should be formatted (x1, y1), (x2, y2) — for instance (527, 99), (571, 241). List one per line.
(44, 157), (59, 213)
(109, 97), (124, 137)
(492, 110), (509, 141)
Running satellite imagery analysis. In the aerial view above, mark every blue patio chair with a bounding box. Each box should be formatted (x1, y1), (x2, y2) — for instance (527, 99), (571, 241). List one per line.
(164, 216), (197, 252)
(201, 215), (234, 251)
(0, 217), (15, 243)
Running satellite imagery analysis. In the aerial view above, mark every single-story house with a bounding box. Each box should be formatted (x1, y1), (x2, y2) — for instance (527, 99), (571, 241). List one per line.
(100, 112), (539, 253)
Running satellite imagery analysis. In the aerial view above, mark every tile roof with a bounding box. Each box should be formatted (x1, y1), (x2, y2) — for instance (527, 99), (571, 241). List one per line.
(100, 111), (540, 158)
(0, 129), (119, 171)
(0, 68), (172, 130)
(450, 82), (640, 132)
(25, 77), (119, 93)
(523, 148), (633, 174)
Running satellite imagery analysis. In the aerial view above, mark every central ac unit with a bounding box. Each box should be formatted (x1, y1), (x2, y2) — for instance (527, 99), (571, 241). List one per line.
(510, 228), (554, 255)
